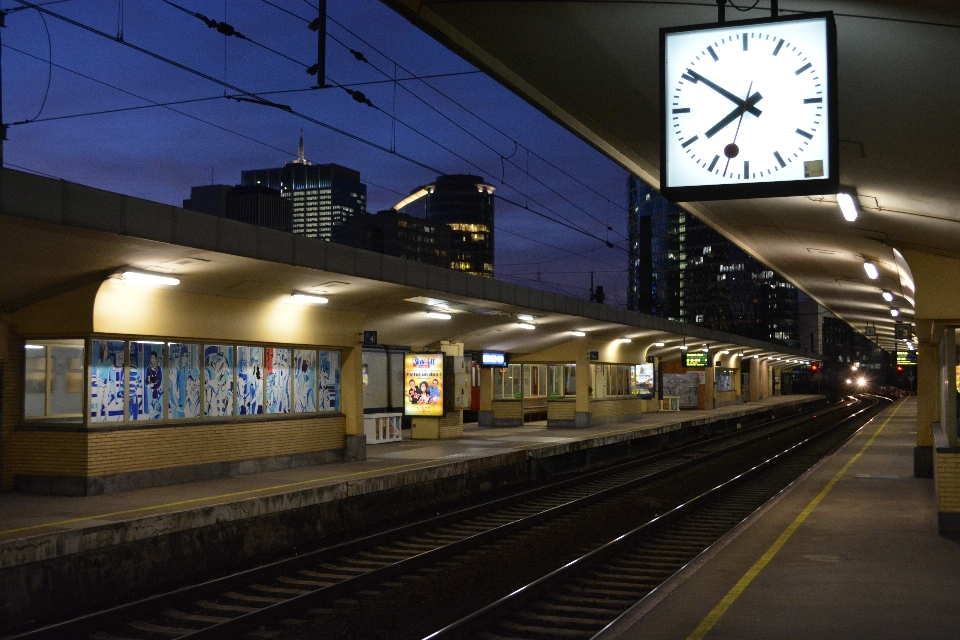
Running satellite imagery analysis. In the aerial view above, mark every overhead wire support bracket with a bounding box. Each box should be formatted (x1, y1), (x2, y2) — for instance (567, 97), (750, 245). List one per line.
(307, 0), (327, 88)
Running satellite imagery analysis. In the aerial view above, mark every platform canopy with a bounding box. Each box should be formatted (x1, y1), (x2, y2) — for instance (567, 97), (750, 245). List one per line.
(382, 0), (960, 348)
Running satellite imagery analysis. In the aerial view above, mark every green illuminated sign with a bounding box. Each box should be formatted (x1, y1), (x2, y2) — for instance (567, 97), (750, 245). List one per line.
(685, 351), (710, 367)
(896, 351), (917, 366)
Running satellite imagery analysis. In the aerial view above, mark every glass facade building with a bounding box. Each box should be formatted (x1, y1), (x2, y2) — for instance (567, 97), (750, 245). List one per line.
(628, 176), (801, 348)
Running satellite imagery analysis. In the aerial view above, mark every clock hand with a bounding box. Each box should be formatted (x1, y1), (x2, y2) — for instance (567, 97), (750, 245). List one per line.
(705, 91), (763, 139)
(685, 69), (762, 117)
(724, 81), (754, 175)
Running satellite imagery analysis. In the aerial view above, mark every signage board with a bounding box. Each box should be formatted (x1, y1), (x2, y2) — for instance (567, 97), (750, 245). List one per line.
(864, 324), (876, 337)
(660, 12), (838, 201)
(685, 351), (710, 367)
(896, 351), (917, 366)
(589, 351), (599, 361)
(895, 322), (912, 340)
(632, 363), (656, 398)
(403, 353), (444, 417)
(480, 351), (507, 367)
(362, 330), (378, 345)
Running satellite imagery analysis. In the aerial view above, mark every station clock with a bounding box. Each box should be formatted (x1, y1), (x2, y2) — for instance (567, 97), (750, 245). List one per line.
(660, 12), (838, 201)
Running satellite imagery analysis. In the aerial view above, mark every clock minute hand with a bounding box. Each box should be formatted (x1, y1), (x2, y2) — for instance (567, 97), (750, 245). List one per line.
(705, 91), (763, 139)
(685, 69), (762, 117)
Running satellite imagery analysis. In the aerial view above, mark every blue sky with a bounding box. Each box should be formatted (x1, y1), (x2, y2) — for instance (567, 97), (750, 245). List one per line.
(3, 0), (632, 305)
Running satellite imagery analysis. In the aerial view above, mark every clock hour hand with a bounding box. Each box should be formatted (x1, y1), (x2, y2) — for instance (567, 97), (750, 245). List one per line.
(705, 91), (763, 139)
(685, 69), (762, 117)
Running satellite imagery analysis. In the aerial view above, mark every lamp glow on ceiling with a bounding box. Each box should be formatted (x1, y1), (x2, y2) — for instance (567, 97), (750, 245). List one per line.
(291, 293), (328, 304)
(863, 261), (879, 280)
(837, 191), (860, 222)
(120, 270), (180, 287)
(426, 312), (452, 320)
(517, 323), (536, 330)
(571, 330), (586, 337)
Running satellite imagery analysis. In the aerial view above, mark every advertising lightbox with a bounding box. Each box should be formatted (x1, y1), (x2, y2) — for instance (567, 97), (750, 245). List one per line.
(632, 363), (655, 398)
(685, 352), (710, 368)
(404, 353), (444, 417)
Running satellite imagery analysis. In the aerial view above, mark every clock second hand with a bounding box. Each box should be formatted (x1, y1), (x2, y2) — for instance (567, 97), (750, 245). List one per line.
(723, 81), (753, 176)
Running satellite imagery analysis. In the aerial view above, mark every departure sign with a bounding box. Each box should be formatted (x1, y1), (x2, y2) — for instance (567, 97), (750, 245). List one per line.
(404, 353), (444, 417)
(685, 351), (710, 367)
(896, 351), (917, 366)
(480, 351), (507, 367)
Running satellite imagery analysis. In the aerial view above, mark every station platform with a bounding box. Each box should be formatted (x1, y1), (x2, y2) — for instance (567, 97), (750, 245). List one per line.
(601, 396), (960, 640)
(0, 395), (822, 628)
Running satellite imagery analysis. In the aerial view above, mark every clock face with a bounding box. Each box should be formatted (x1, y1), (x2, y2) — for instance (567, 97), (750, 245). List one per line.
(661, 14), (837, 200)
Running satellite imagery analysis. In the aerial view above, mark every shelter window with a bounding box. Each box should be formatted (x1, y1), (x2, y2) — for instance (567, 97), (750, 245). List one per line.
(24, 340), (85, 421)
(523, 365), (547, 399)
(494, 364), (522, 400)
(547, 364), (576, 399)
(592, 364), (640, 399)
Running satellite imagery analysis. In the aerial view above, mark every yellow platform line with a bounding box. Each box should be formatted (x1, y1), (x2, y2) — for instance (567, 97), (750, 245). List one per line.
(0, 398), (812, 539)
(685, 397), (906, 640)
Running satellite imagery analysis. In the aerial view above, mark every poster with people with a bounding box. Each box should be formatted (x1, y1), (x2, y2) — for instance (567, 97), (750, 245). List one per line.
(404, 353), (444, 417)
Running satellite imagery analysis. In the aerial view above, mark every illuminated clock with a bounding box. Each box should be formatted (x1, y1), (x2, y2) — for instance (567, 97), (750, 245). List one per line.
(660, 12), (838, 201)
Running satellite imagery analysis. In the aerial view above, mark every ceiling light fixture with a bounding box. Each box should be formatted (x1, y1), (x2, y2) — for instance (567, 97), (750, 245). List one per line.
(517, 314), (534, 322)
(517, 323), (536, 330)
(291, 293), (328, 304)
(881, 290), (894, 302)
(120, 270), (180, 287)
(571, 331), (586, 337)
(24, 344), (44, 349)
(863, 260), (879, 280)
(890, 307), (900, 317)
(426, 312), (452, 320)
(721, 350), (730, 354)
(837, 189), (860, 222)
(619, 338), (633, 343)
(654, 342), (665, 347)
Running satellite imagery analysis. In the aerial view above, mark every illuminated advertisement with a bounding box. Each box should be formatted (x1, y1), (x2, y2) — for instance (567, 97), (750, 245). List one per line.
(632, 363), (655, 398)
(685, 352), (710, 368)
(404, 353), (444, 417)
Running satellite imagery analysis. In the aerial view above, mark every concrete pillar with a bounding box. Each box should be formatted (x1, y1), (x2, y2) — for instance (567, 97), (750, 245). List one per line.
(575, 350), (591, 428)
(704, 363), (716, 409)
(750, 358), (761, 402)
(760, 361), (769, 400)
(916, 342), (938, 477)
(341, 344), (366, 460)
(478, 366), (494, 427)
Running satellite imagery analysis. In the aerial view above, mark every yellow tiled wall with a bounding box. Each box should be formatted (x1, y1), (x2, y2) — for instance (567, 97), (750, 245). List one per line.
(591, 398), (644, 420)
(438, 410), (464, 439)
(547, 401), (575, 420)
(934, 449), (960, 513)
(492, 401), (522, 420)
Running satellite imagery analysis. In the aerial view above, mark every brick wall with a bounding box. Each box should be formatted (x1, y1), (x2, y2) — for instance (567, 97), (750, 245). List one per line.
(935, 449), (960, 513)
(438, 410), (463, 439)
(11, 415), (345, 479)
(492, 401), (522, 420)
(590, 398), (644, 420)
(1, 334), (24, 489)
(547, 401), (575, 421)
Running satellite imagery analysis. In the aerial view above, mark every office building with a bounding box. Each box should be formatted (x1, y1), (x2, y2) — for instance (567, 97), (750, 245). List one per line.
(341, 209), (451, 268)
(183, 184), (292, 233)
(395, 174), (495, 278)
(240, 134), (366, 243)
(628, 176), (801, 349)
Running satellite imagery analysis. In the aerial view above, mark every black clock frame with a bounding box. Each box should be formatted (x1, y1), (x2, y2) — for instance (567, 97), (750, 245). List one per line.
(659, 12), (838, 202)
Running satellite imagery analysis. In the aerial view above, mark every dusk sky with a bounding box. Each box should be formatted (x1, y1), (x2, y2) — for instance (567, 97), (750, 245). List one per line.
(2, 0), (633, 306)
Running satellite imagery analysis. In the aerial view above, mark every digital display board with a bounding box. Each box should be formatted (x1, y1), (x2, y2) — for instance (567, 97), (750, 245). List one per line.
(685, 351), (710, 367)
(480, 351), (507, 367)
(632, 363), (655, 398)
(896, 351), (917, 366)
(404, 353), (444, 417)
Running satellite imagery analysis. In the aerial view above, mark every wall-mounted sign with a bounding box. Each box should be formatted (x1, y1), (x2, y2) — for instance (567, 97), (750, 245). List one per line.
(363, 331), (378, 345)
(685, 351), (710, 367)
(404, 353), (444, 417)
(864, 324), (876, 337)
(660, 12), (838, 201)
(589, 351), (599, 361)
(895, 322), (912, 340)
(896, 351), (917, 366)
(480, 351), (507, 367)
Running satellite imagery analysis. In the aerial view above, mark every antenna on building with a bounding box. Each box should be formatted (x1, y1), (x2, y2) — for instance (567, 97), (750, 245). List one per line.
(210, 167), (214, 185)
(297, 129), (305, 164)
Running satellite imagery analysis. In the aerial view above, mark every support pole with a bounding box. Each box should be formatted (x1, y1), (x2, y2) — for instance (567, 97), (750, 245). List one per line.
(317, 0), (326, 88)
(771, 0), (779, 18)
(717, 0), (726, 23)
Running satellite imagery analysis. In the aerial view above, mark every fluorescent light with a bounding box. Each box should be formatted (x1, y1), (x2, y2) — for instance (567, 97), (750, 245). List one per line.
(291, 293), (328, 304)
(654, 342), (665, 347)
(426, 312), (451, 319)
(863, 261), (879, 280)
(837, 192), (859, 222)
(133, 340), (165, 344)
(517, 314), (534, 322)
(721, 350), (730, 354)
(890, 307), (900, 317)
(570, 331), (586, 337)
(882, 290), (894, 302)
(120, 270), (180, 286)
(619, 338), (632, 343)
(24, 344), (44, 349)
(517, 323), (535, 330)
(679, 344), (688, 350)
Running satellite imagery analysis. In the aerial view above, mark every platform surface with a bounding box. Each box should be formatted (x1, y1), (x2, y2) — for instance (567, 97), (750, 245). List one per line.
(0, 395), (818, 570)
(603, 396), (960, 640)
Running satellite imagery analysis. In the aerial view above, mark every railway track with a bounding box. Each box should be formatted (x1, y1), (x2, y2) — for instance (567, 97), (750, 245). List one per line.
(424, 394), (889, 640)
(5, 397), (852, 640)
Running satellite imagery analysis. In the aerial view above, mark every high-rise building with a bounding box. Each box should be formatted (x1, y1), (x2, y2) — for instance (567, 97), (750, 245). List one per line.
(628, 175), (801, 348)
(340, 209), (451, 269)
(240, 133), (366, 243)
(183, 184), (292, 233)
(395, 174), (495, 278)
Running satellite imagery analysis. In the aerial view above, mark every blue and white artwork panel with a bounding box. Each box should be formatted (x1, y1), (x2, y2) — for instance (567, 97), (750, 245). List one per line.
(293, 349), (317, 413)
(90, 339), (126, 423)
(264, 347), (291, 414)
(204, 345), (234, 417)
(129, 342), (164, 421)
(167, 343), (201, 419)
(236, 346), (264, 415)
(318, 350), (341, 412)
